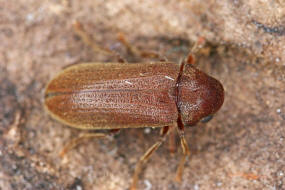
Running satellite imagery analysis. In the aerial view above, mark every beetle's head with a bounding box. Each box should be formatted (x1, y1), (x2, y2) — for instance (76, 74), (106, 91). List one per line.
(178, 64), (224, 126)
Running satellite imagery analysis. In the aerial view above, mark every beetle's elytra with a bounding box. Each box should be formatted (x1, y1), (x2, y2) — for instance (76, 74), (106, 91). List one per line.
(44, 59), (224, 190)
(44, 61), (223, 128)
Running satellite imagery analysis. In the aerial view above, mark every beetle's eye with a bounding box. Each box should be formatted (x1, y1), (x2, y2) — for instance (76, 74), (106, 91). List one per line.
(200, 115), (213, 123)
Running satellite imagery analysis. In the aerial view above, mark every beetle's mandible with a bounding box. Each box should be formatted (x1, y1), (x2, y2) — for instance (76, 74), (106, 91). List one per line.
(44, 56), (224, 189)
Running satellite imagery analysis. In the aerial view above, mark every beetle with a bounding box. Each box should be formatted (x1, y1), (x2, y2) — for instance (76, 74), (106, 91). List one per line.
(44, 56), (224, 189)
(44, 20), (223, 190)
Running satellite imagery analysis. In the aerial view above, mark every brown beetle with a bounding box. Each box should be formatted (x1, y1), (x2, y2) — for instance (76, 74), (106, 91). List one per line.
(44, 58), (224, 189)
(44, 21), (223, 190)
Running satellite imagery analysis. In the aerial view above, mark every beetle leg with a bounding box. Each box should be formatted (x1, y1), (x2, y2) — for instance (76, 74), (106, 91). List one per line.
(130, 126), (170, 190)
(140, 51), (168, 62)
(73, 20), (112, 55)
(186, 54), (195, 65)
(59, 129), (120, 158)
(117, 33), (167, 62)
(175, 125), (190, 182)
(116, 54), (127, 63)
(185, 37), (206, 65)
(117, 32), (140, 57)
(167, 125), (177, 154)
(73, 20), (126, 63)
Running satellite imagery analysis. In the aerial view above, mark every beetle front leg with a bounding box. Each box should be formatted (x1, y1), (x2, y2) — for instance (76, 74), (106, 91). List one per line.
(59, 129), (120, 158)
(130, 126), (171, 190)
(175, 124), (190, 182)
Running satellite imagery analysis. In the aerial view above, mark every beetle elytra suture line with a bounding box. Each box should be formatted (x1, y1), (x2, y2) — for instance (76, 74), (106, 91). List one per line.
(44, 21), (224, 190)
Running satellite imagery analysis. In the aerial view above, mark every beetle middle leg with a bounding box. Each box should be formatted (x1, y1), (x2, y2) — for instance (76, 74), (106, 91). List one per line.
(175, 123), (190, 182)
(130, 126), (171, 190)
(167, 125), (177, 153)
(117, 33), (168, 62)
(59, 129), (120, 158)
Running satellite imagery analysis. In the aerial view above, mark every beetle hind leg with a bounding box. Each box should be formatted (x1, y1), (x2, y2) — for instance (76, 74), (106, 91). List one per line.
(59, 129), (120, 158)
(73, 20), (112, 55)
(73, 20), (126, 63)
(130, 126), (170, 190)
